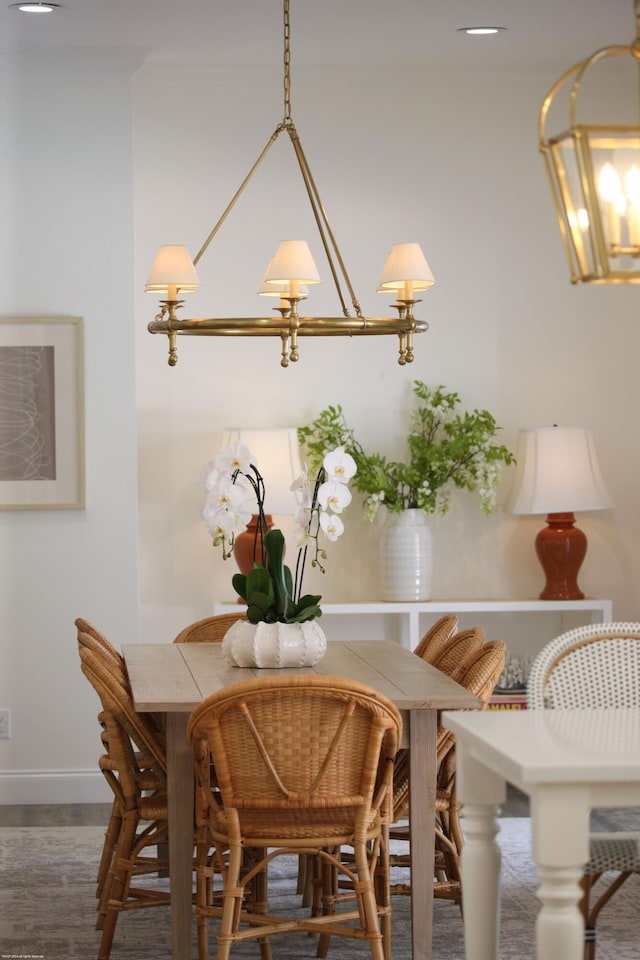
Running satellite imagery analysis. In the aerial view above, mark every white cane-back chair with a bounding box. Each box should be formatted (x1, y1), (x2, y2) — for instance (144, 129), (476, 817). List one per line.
(527, 622), (640, 960)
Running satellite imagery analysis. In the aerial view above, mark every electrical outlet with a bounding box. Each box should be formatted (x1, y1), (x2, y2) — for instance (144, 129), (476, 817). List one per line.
(0, 708), (11, 739)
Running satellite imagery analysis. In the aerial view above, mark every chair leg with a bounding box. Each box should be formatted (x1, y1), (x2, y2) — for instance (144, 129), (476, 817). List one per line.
(217, 843), (244, 960)
(195, 832), (212, 960)
(583, 869), (632, 960)
(96, 799), (122, 902)
(354, 840), (385, 960)
(98, 813), (138, 960)
(316, 853), (338, 958)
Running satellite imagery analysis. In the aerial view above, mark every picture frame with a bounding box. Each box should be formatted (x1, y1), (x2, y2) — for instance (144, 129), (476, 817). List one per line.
(0, 316), (85, 509)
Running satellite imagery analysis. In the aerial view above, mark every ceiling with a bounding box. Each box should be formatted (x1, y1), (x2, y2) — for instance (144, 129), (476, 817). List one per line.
(0, 0), (636, 71)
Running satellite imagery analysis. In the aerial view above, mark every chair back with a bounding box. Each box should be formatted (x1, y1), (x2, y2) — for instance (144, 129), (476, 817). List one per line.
(455, 639), (508, 705)
(414, 614), (459, 661)
(527, 622), (640, 709)
(188, 674), (401, 843)
(78, 633), (166, 779)
(430, 627), (485, 680)
(392, 638), (506, 823)
(173, 611), (247, 643)
(75, 617), (126, 678)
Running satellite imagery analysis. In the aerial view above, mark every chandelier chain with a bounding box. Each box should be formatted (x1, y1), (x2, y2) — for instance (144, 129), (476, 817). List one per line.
(283, 0), (292, 123)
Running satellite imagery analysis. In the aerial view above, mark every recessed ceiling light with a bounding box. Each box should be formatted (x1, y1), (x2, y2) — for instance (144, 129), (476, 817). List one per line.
(10, 2), (61, 12)
(458, 26), (506, 36)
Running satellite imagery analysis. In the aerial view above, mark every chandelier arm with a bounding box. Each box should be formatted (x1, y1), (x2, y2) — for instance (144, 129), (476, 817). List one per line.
(193, 125), (285, 266)
(286, 125), (365, 320)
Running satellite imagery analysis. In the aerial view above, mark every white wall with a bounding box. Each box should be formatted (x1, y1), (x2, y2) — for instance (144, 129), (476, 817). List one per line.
(134, 61), (639, 648)
(0, 50), (142, 803)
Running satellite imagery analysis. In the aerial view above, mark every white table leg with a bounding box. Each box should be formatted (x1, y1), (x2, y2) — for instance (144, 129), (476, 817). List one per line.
(536, 865), (585, 959)
(166, 711), (194, 960)
(456, 741), (506, 960)
(530, 787), (589, 960)
(408, 708), (437, 960)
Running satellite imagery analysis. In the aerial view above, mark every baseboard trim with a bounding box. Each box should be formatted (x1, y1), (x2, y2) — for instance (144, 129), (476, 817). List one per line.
(0, 769), (110, 805)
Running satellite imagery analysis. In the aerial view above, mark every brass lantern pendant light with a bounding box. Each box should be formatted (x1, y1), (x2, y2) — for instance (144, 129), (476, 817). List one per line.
(145, 0), (434, 368)
(540, 0), (640, 284)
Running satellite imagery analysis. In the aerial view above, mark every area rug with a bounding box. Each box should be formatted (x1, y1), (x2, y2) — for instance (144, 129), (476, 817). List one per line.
(0, 820), (637, 959)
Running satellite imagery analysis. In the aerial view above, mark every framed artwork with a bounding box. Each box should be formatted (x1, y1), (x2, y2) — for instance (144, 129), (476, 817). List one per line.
(0, 316), (85, 509)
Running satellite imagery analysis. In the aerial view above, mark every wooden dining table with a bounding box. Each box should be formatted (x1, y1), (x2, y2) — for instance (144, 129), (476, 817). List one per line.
(123, 639), (479, 960)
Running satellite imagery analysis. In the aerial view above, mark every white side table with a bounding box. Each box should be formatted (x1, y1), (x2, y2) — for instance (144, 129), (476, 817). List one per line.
(213, 598), (613, 650)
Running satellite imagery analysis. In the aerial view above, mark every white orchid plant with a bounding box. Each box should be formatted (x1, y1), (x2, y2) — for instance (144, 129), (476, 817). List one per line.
(203, 441), (356, 623)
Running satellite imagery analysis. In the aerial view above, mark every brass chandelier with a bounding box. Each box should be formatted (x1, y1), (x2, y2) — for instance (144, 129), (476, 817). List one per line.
(145, 0), (434, 368)
(539, 0), (640, 283)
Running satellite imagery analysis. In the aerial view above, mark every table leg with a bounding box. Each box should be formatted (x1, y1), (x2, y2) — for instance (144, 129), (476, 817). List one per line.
(166, 711), (194, 960)
(408, 708), (437, 960)
(456, 741), (505, 960)
(531, 787), (589, 960)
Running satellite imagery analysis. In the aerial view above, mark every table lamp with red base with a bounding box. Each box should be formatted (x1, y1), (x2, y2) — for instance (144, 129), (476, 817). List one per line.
(506, 426), (612, 601)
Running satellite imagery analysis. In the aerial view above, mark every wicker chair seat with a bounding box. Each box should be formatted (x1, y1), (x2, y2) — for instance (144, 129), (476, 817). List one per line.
(206, 805), (381, 844)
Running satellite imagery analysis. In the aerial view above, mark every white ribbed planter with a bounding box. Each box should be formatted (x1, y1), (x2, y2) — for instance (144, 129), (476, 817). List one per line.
(379, 508), (433, 601)
(221, 618), (327, 668)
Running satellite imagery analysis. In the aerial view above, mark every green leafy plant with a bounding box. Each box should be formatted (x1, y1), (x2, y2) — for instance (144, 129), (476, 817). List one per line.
(231, 529), (322, 624)
(298, 381), (515, 520)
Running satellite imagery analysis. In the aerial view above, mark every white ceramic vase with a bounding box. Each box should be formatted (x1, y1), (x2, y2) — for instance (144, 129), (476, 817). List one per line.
(379, 508), (433, 601)
(221, 618), (327, 668)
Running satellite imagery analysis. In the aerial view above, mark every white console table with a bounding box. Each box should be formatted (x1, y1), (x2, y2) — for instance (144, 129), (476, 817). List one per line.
(213, 598), (613, 651)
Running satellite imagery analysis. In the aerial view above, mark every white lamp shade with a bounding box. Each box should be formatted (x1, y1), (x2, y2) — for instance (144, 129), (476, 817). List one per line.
(145, 244), (200, 295)
(263, 240), (321, 285)
(258, 258), (309, 297)
(505, 426), (613, 515)
(221, 427), (302, 516)
(377, 242), (435, 293)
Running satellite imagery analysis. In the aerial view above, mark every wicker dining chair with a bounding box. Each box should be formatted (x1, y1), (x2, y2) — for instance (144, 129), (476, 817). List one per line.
(527, 622), (640, 960)
(428, 627), (485, 681)
(390, 638), (507, 907)
(413, 613), (459, 660)
(78, 636), (172, 959)
(187, 674), (401, 960)
(173, 611), (247, 643)
(76, 622), (168, 900)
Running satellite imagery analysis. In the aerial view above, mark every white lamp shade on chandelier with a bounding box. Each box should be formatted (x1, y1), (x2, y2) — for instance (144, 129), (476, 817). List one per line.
(258, 255), (309, 298)
(377, 242), (435, 298)
(262, 240), (321, 287)
(221, 427), (302, 517)
(144, 244), (201, 296)
(506, 426), (613, 515)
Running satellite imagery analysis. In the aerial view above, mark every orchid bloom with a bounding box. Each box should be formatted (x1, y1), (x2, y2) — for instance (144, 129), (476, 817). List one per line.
(319, 510), (344, 541)
(202, 504), (242, 541)
(214, 440), (254, 477)
(208, 474), (249, 512)
(317, 479), (352, 514)
(323, 446), (357, 483)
